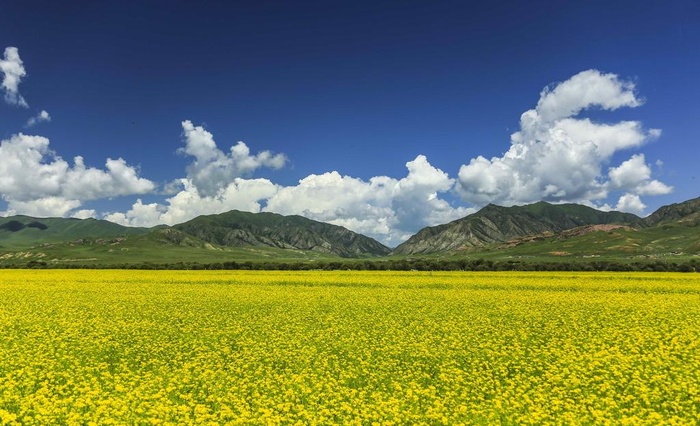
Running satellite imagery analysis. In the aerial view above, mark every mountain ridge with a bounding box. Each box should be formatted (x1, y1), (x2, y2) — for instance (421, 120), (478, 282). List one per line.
(1, 197), (698, 265)
(172, 210), (390, 257)
(0, 215), (150, 249)
(392, 202), (641, 255)
(0, 209), (391, 258)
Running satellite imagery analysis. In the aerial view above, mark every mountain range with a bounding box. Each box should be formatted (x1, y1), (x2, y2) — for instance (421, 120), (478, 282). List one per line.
(1, 197), (698, 267)
(393, 202), (640, 255)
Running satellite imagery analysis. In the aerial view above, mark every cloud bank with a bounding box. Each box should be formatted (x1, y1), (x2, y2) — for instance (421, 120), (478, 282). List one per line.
(264, 155), (471, 245)
(106, 123), (469, 246)
(1, 66), (672, 246)
(0, 133), (156, 217)
(0, 47), (28, 107)
(456, 70), (671, 210)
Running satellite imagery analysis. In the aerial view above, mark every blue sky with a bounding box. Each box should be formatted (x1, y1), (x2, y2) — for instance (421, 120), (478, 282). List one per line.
(1, 1), (698, 246)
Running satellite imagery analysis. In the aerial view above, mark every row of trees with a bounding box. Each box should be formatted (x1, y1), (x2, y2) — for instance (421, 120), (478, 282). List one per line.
(17, 258), (700, 272)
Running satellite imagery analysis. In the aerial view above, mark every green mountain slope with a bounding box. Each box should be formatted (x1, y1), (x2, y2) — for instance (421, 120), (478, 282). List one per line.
(0, 210), (391, 265)
(485, 220), (699, 262)
(642, 197), (700, 227)
(0, 228), (340, 267)
(0, 216), (150, 249)
(173, 210), (391, 257)
(2, 198), (698, 267)
(393, 202), (640, 255)
(399, 197), (700, 263)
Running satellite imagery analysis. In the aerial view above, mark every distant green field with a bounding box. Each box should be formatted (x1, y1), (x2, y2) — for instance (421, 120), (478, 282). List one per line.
(2, 228), (699, 269)
(408, 223), (700, 266)
(489, 225), (699, 261)
(1, 270), (699, 424)
(0, 235), (339, 267)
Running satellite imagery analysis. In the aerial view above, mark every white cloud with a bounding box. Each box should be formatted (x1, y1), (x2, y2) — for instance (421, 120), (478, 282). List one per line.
(265, 155), (471, 246)
(146, 120), (475, 245)
(0, 47), (28, 107)
(103, 199), (165, 228)
(105, 178), (279, 228)
(180, 120), (287, 196)
(608, 154), (651, 189)
(72, 209), (97, 220)
(4, 197), (81, 218)
(25, 110), (51, 127)
(4, 119), (468, 245)
(535, 69), (642, 123)
(608, 154), (673, 196)
(0, 133), (156, 217)
(555, 118), (652, 158)
(264, 171), (398, 239)
(108, 151), (470, 246)
(615, 193), (646, 216)
(636, 180), (673, 196)
(4, 67), (674, 244)
(457, 69), (669, 210)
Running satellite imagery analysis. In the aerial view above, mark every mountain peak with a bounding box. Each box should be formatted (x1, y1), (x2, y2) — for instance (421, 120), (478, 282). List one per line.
(643, 197), (700, 227)
(173, 210), (390, 257)
(393, 201), (640, 255)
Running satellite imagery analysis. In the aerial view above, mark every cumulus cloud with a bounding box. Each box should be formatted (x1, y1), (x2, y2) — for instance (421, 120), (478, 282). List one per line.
(608, 154), (673, 196)
(0, 47), (28, 107)
(534, 69), (642, 123)
(108, 151), (470, 246)
(614, 193), (646, 216)
(72, 209), (97, 220)
(6, 197), (82, 218)
(264, 155), (471, 246)
(457, 69), (669, 209)
(0, 133), (156, 217)
(7, 68), (672, 244)
(25, 110), (51, 127)
(4, 118), (468, 245)
(180, 120), (287, 196)
(104, 178), (279, 228)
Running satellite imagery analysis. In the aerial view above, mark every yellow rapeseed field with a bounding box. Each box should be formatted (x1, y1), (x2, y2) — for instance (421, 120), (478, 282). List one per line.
(0, 270), (699, 425)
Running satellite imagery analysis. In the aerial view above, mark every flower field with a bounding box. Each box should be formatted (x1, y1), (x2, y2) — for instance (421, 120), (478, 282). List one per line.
(0, 270), (699, 425)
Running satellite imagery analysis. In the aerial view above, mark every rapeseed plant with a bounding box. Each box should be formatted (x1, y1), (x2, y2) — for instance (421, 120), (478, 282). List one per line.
(0, 270), (698, 424)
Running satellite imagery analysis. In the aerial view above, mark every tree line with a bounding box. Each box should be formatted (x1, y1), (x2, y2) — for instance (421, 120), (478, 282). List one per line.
(15, 258), (700, 272)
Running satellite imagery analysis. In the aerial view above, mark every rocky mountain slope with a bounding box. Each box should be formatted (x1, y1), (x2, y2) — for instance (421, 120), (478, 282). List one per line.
(2, 197), (698, 264)
(393, 202), (641, 255)
(0, 210), (391, 259)
(642, 197), (700, 227)
(172, 210), (391, 257)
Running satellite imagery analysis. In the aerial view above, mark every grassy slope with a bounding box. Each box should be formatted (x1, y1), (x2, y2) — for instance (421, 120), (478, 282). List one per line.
(0, 213), (377, 266)
(174, 210), (391, 257)
(511, 201), (638, 225)
(0, 231), (340, 266)
(413, 221), (700, 264)
(0, 216), (149, 249)
(7, 221), (697, 267)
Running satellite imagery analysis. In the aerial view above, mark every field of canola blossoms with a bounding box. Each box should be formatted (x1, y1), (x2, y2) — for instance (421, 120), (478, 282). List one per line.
(0, 270), (699, 425)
